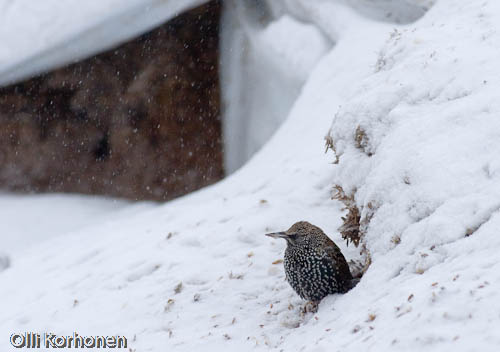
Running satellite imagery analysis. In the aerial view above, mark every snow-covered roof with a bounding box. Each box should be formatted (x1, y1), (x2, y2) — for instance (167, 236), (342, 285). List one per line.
(0, 0), (205, 86)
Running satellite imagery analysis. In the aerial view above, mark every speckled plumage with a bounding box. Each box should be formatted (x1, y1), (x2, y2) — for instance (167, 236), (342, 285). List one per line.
(267, 221), (353, 302)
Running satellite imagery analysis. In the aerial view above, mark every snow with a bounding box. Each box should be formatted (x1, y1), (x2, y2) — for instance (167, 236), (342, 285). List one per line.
(0, 193), (153, 255)
(220, 0), (433, 172)
(2, 0), (500, 351)
(256, 15), (330, 81)
(220, 2), (331, 172)
(0, 0), (204, 86)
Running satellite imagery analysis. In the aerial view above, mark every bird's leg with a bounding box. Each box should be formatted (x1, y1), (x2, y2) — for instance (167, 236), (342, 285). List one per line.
(302, 300), (319, 314)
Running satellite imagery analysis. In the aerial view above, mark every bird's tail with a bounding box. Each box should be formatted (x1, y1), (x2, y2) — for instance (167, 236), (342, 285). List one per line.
(347, 277), (360, 290)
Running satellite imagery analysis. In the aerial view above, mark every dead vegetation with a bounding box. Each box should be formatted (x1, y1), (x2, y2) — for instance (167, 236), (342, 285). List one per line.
(332, 185), (374, 271)
(333, 185), (361, 246)
(354, 126), (373, 156)
(326, 127), (375, 271)
(324, 133), (339, 163)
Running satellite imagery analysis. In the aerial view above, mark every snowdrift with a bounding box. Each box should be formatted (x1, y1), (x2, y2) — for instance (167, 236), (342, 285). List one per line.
(2, 0), (500, 351)
(0, 0), (204, 86)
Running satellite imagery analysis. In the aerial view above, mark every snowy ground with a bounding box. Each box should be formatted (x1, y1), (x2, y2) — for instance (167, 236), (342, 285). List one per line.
(0, 193), (154, 255)
(2, 0), (500, 351)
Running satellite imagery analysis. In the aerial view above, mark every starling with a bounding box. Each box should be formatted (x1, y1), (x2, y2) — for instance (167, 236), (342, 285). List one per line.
(266, 221), (354, 302)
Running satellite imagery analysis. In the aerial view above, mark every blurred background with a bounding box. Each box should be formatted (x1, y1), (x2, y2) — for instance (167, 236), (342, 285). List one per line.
(0, 0), (429, 201)
(0, 1), (223, 201)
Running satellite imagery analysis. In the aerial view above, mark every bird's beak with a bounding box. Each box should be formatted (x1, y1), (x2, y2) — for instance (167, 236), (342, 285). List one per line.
(265, 231), (289, 239)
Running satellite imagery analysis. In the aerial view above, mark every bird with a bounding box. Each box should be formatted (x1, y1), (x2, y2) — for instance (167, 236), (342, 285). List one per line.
(266, 221), (355, 303)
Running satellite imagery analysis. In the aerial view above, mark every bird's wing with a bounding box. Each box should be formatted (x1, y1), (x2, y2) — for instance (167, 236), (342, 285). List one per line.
(322, 238), (353, 282)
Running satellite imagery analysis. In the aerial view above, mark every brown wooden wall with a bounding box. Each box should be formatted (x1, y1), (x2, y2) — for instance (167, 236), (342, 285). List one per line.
(0, 1), (223, 201)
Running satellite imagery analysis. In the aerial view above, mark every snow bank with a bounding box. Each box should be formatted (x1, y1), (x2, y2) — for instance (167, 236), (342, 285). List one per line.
(326, 0), (500, 350)
(0, 0), (204, 86)
(2, 0), (500, 351)
(256, 15), (329, 81)
(220, 0), (433, 172)
(330, 0), (500, 269)
(220, 2), (331, 172)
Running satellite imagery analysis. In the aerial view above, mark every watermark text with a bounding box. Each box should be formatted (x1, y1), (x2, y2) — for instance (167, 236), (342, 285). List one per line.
(10, 332), (127, 349)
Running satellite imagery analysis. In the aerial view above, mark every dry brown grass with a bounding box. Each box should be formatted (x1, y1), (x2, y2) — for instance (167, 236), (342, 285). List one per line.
(326, 128), (375, 271)
(332, 185), (374, 272)
(324, 133), (339, 164)
(354, 126), (373, 156)
(333, 185), (361, 246)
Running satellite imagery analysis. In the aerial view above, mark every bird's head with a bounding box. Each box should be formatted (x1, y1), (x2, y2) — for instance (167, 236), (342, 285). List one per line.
(265, 221), (317, 245)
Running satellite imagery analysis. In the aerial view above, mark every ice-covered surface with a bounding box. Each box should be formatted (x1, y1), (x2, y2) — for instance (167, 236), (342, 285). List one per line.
(0, 0), (203, 86)
(2, 0), (500, 351)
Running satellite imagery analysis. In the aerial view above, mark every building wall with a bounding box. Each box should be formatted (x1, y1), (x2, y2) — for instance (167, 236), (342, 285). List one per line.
(0, 1), (223, 201)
